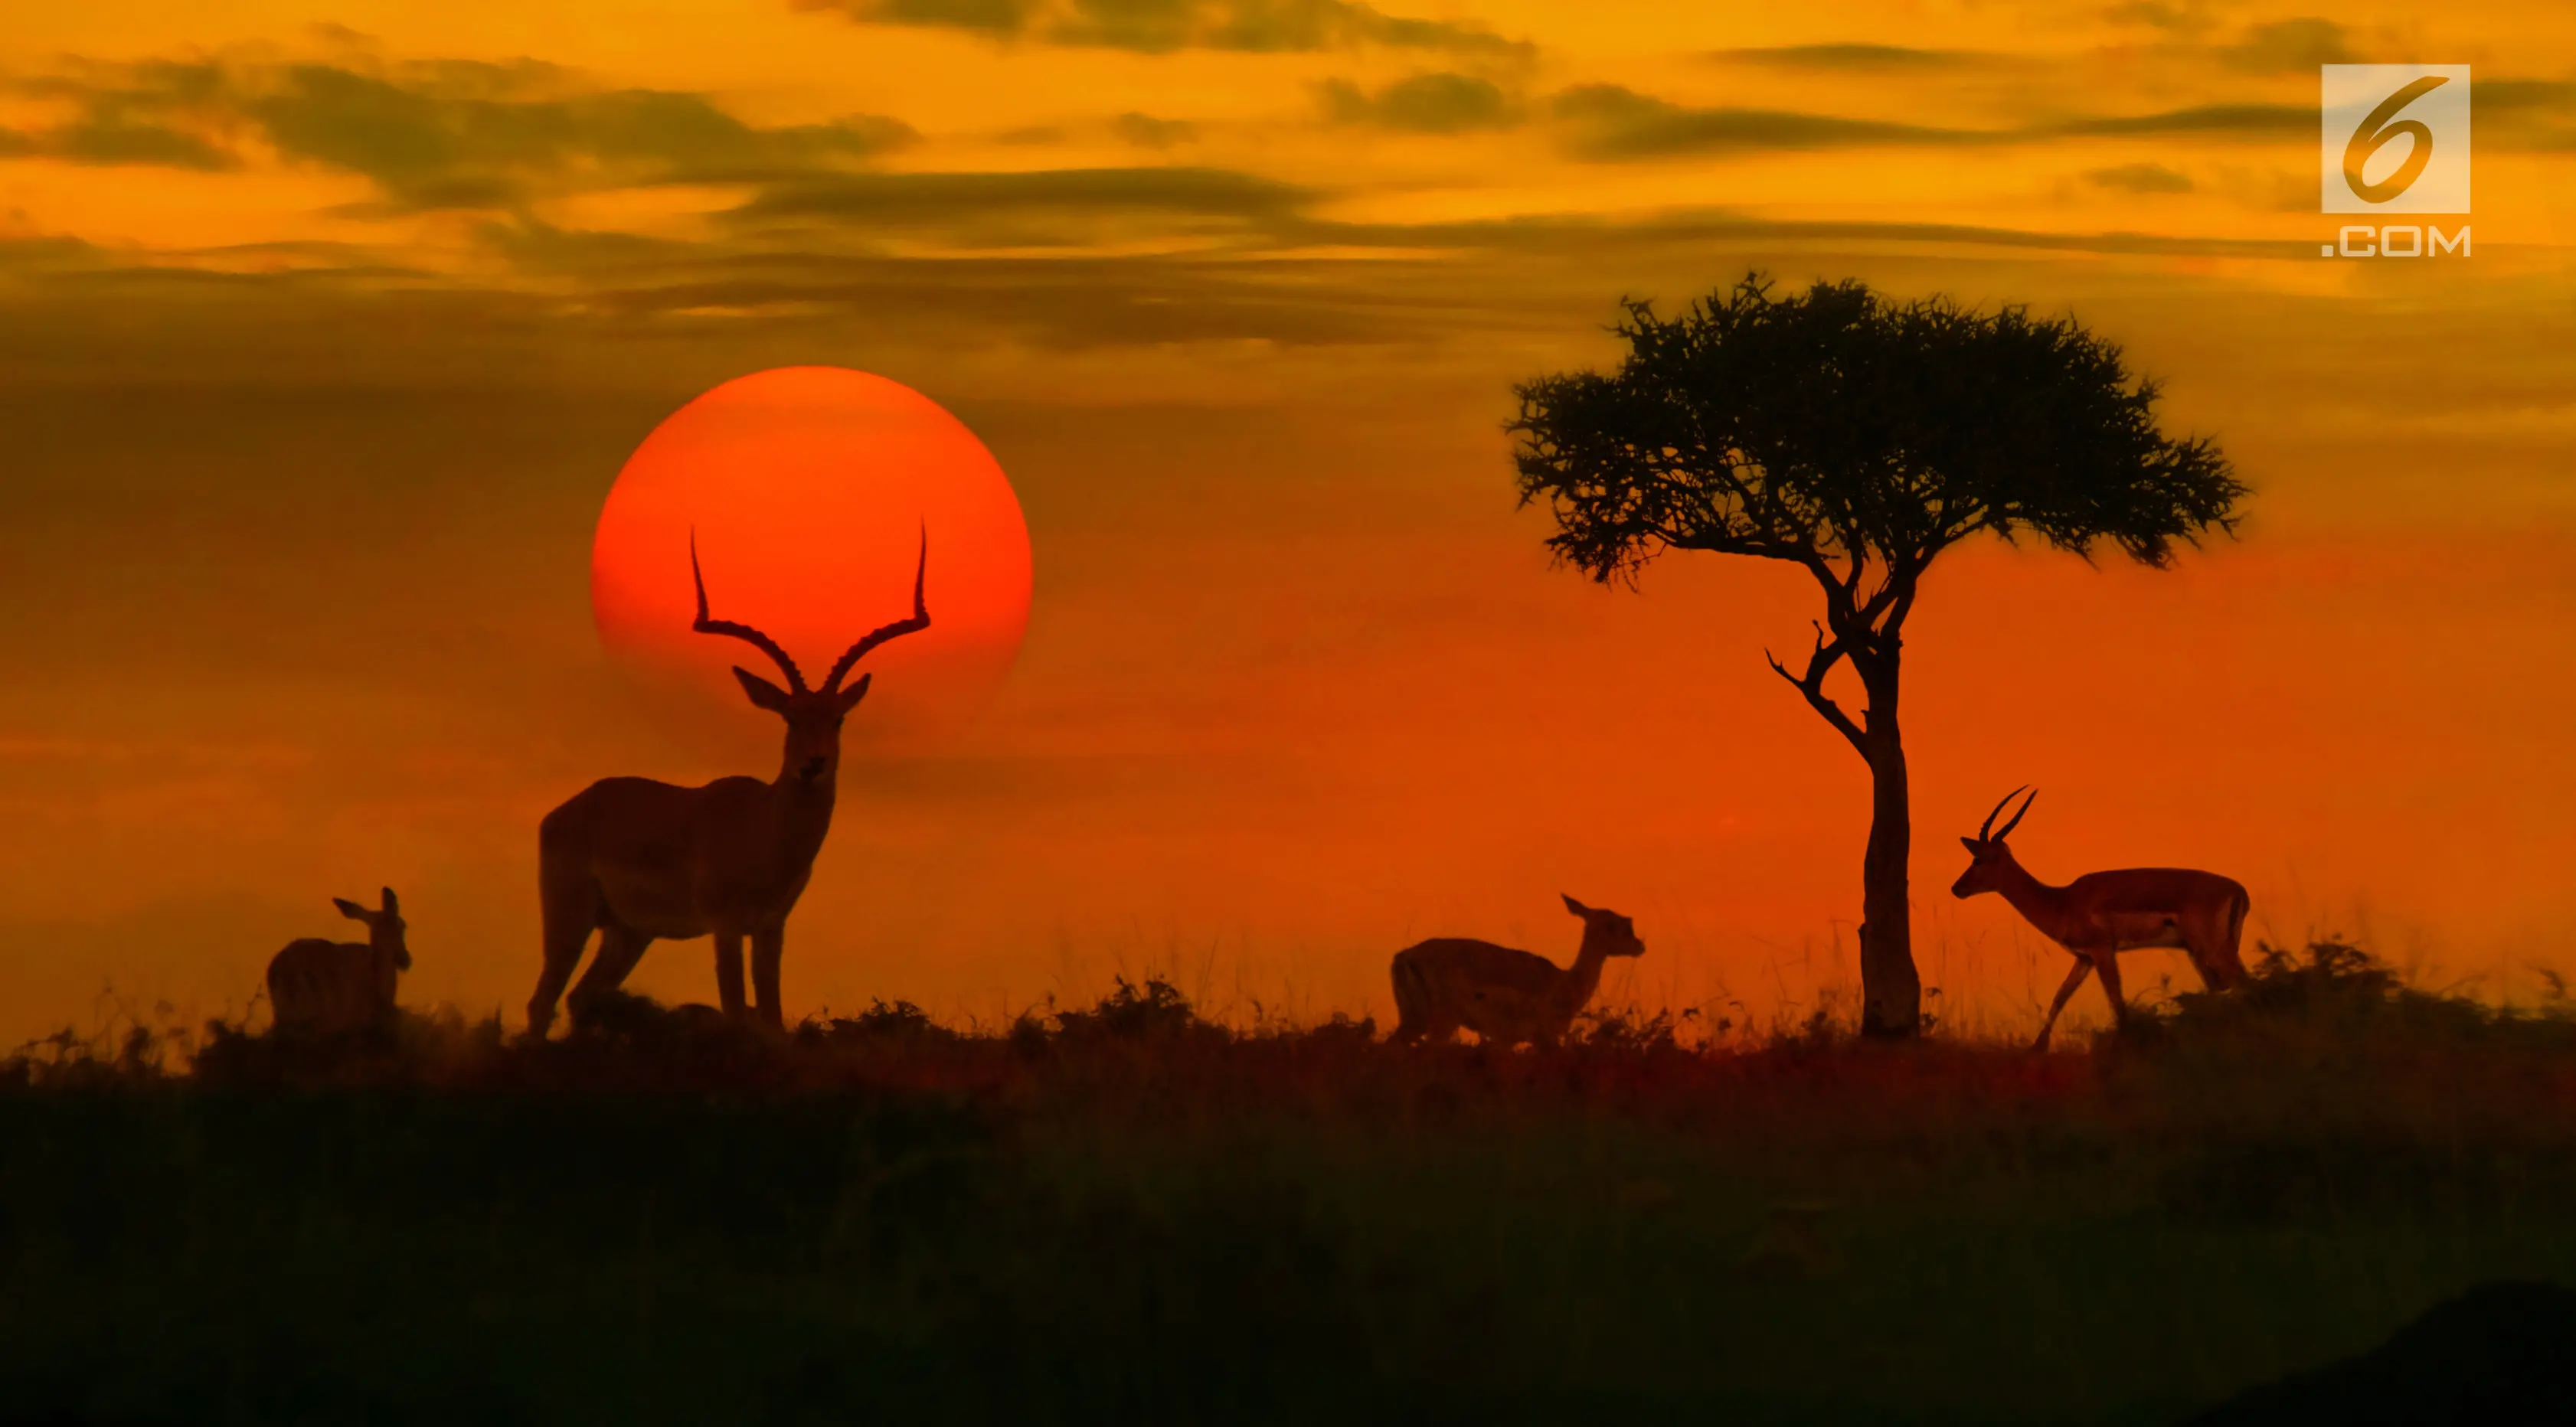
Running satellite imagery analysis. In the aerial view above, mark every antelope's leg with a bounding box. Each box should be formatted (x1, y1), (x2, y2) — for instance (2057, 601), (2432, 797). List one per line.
(750, 926), (785, 1030)
(1391, 1012), (1454, 1046)
(2188, 915), (2242, 990)
(569, 924), (652, 1020)
(2093, 950), (2129, 1030)
(528, 958), (577, 1036)
(529, 891), (597, 1037)
(714, 933), (747, 1017)
(2033, 958), (2093, 1050)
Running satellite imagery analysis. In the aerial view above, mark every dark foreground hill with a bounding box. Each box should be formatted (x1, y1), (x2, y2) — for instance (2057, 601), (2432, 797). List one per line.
(2190, 1278), (2576, 1425)
(3, 942), (2573, 1425)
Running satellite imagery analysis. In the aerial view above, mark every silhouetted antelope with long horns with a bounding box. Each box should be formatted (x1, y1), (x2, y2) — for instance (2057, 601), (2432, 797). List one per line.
(1952, 787), (2250, 1050)
(268, 887), (410, 1037)
(1389, 895), (1646, 1048)
(528, 527), (930, 1036)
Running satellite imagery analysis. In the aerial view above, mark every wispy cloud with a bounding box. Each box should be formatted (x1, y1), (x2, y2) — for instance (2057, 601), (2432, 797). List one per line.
(1112, 112), (1201, 149)
(2101, 0), (2218, 34)
(725, 165), (1314, 243)
(2217, 18), (2352, 75)
(5, 62), (243, 171)
(1548, 83), (2329, 162)
(1706, 43), (1998, 72)
(1318, 72), (1518, 133)
(5, 57), (914, 210)
(0, 120), (237, 171)
(2050, 103), (2310, 139)
(0, 233), (100, 275)
(2476, 78), (2576, 150)
(2085, 162), (2194, 194)
(793, 0), (1531, 58)
(1550, 83), (1990, 159)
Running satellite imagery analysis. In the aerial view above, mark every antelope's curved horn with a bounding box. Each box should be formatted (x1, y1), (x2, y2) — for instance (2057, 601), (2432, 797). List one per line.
(821, 524), (931, 694)
(1992, 786), (2038, 843)
(1979, 785), (2032, 841)
(690, 529), (808, 694)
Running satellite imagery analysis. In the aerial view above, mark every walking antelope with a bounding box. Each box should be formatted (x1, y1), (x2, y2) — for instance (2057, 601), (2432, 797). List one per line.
(527, 529), (930, 1037)
(1389, 896), (1646, 1048)
(267, 887), (410, 1036)
(1952, 787), (2250, 1050)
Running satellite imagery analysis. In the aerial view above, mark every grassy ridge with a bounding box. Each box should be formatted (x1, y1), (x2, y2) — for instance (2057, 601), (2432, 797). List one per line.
(4, 942), (2574, 1424)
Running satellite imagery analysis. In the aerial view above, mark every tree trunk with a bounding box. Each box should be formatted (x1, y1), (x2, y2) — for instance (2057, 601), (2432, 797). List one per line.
(1855, 660), (1921, 1039)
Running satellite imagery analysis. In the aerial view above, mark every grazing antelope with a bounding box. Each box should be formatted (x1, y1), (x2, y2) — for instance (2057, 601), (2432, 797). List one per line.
(1389, 895), (1646, 1048)
(527, 529), (930, 1037)
(1952, 787), (2251, 1050)
(266, 887), (410, 1037)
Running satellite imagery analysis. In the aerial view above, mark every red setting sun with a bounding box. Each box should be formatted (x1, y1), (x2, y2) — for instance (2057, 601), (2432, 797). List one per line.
(589, 367), (1033, 744)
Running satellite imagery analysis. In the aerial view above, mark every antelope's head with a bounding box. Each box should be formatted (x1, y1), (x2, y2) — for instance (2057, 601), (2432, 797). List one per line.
(332, 887), (411, 971)
(689, 527), (931, 790)
(1952, 786), (2036, 899)
(1562, 894), (1646, 958)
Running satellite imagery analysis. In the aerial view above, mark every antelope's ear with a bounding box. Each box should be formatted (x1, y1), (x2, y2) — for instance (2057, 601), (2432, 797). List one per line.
(333, 897), (367, 921)
(834, 671), (873, 712)
(1561, 893), (1590, 917)
(380, 887), (400, 916)
(1959, 838), (1980, 854)
(732, 666), (793, 713)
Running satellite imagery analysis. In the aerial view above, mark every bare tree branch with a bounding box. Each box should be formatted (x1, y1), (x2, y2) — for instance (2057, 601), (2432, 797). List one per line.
(1764, 620), (1868, 756)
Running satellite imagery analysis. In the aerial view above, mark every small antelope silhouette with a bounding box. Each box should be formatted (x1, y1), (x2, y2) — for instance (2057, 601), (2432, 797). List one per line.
(1952, 786), (2251, 1050)
(1389, 895), (1645, 1048)
(266, 887), (410, 1036)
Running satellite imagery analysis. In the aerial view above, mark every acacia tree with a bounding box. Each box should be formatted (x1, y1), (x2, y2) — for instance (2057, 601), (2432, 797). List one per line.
(1511, 276), (2247, 1037)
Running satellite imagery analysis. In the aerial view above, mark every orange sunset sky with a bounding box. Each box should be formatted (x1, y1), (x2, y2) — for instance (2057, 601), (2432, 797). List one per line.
(3, 1), (2572, 1046)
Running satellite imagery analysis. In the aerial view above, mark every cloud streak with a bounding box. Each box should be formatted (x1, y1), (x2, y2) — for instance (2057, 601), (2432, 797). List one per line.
(1706, 43), (1999, 72)
(2217, 18), (2352, 75)
(5, 57), (914, 210)
(1550, 84), (1992, 159)
(1549, 83), (2349, 161)
(793, 0), (1531, 58)
(2085, 162), (2194, 194)
(1318, 73), (1518, 132)
(724, 165), (1315, 249)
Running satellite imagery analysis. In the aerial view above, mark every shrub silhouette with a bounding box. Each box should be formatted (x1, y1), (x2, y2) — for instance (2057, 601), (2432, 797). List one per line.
(812, 998), (960, 1047)
(1049, 975), (1208, 1043)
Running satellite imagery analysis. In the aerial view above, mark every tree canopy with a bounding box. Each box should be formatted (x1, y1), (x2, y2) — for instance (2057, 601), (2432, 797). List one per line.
(1512, 274), (2246, 631)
